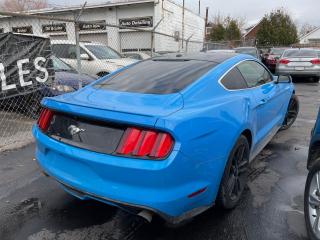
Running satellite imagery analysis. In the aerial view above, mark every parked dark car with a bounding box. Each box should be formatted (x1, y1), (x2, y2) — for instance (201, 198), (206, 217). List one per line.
(48, 56), (97, 96)
(305, 108), (320, 240)
(264, 48), (287, 72)
(234, 47), (261, 60)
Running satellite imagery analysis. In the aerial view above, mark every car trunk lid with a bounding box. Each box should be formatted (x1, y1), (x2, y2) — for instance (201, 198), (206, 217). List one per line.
(42, 87), (183, 127)
(287, 57), (314, 67)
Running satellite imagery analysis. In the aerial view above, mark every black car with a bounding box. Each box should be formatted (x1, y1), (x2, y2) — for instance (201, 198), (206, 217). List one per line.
(264, 48), (287, 72)
(305, 108), (320, 240)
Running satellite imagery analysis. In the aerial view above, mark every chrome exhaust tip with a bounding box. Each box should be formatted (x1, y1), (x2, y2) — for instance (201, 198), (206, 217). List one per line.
(137, 210), (153, 223)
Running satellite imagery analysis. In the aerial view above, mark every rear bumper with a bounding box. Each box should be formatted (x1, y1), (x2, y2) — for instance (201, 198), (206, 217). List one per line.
(276, 69), (320, 77)
(33, 126), (218, 222)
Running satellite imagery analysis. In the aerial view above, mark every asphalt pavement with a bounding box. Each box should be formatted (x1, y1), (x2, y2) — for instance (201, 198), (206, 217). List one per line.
(0, 80), (319, 240)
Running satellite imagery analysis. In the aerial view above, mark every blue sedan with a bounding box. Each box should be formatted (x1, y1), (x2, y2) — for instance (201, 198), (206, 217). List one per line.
(305, 108), (320, 240)
(33, 52), (298, 224)
(48, 56), (97, 96)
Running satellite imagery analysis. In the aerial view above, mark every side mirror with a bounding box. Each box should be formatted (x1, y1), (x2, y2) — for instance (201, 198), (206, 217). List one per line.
(275, 75), (292, 84)
(80, 53), (90, 61)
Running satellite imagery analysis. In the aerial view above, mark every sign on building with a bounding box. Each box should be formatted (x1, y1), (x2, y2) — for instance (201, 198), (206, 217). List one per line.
(42, 23), (66, 33)
(79, 20), (106, 31)
(12, 26), (33, 34)
(119, 17), (153, 28)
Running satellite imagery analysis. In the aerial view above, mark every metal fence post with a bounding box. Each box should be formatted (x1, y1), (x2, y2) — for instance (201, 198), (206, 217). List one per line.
(185, 34), (194, 53)
(74, 22), (82, 73)
(150, 18), (164, 57)
(74, 2), (87, 89)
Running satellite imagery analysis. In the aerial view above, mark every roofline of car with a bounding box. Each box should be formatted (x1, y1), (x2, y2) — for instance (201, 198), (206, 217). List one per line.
(217, 58), (275, 92)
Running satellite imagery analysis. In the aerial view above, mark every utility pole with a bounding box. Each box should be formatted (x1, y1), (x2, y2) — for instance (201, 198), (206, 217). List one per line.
(204, 7), (209, 40)
(181, 0), (185, 50)
(74, 1), (87, 89)
(198, 0), (201, 15)
(204, 7), (209, 50)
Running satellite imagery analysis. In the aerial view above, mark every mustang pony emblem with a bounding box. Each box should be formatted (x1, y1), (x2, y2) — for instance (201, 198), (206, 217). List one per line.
(68, 125), (85, 136)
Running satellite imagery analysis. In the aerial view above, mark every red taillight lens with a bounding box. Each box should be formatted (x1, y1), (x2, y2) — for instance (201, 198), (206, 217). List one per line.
(150, 133), (174, 158)
(116, 127), (174, 159)
(279, 59), (290, 64)
(116, 128), (142, 155)
(37, 108), (54, 132)
(310, 59), (320, 64)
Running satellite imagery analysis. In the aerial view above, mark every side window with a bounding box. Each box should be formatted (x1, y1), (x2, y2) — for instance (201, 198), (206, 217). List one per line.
(237, 61), (272, 88)
(221, 67), (248, 90)
(52, 44), (86, 59)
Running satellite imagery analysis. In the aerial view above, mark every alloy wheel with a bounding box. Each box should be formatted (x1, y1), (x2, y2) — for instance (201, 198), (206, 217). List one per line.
(226, 144), (249, 201)
(308, 171), (320, 238)
(283, 97), (298, 129)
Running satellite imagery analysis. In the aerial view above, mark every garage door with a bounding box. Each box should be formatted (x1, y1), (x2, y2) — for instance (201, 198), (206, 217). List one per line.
(49, 35), (68, 42)
(120, 31), (151, 52)
(79, 33), (108, 45)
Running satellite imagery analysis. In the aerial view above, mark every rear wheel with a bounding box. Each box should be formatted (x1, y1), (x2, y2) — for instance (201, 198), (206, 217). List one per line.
(217, 135), (250, 209)
(281, 95), (299, 130)
(305, 162), (320, 240)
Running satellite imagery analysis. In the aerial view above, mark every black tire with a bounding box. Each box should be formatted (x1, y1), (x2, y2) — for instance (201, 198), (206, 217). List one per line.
(217, 135), (250, 209)
(281, 94), (299, 131)
(304, 162), (320, 240)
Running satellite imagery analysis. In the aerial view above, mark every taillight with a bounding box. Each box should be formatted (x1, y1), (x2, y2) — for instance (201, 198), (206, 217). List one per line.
(279, 59), (290, 64)
(310, 59), (320, 64)
(116, 127), (174, 159)
(37, 108), (54, 132)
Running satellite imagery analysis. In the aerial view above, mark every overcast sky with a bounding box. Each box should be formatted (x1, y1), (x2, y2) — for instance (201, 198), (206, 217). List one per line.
(49, 0), (320, 28)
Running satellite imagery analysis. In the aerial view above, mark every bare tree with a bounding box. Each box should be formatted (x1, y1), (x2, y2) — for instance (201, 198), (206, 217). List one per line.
(210, 13), (247, 32)
(300, 23), (317, 37)
(0, 0), (48, 12)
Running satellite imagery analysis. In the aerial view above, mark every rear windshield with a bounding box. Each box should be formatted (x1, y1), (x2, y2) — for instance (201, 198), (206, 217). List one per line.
(283, 49), (317, 58)
(94, 59), (218, 94)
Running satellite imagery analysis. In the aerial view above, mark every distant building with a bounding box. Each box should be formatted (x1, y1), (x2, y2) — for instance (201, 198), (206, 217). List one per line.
(0, 0), (205, 53)
(300, 27), (320, 44)
(242, 20), (262, 43)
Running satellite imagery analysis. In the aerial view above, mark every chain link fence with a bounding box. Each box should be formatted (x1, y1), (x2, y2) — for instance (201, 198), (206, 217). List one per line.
(0, 5), (208, 151)
(1, 4), (315, 151)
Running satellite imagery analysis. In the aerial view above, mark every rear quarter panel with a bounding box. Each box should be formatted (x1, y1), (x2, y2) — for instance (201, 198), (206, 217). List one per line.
(155, 56), (256, 203)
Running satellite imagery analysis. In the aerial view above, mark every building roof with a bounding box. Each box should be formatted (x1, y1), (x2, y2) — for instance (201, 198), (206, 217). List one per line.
(243, 19), (262, 38)
(0, 0), (155, 18)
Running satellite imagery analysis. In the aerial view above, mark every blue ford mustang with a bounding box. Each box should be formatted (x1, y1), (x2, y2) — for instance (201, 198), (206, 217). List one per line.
(33, 52), (299, 223)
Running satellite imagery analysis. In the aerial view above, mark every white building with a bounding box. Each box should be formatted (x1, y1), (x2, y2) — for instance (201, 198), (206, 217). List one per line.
(0, 0), (205, 53)
(300, 27), (320, 44)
